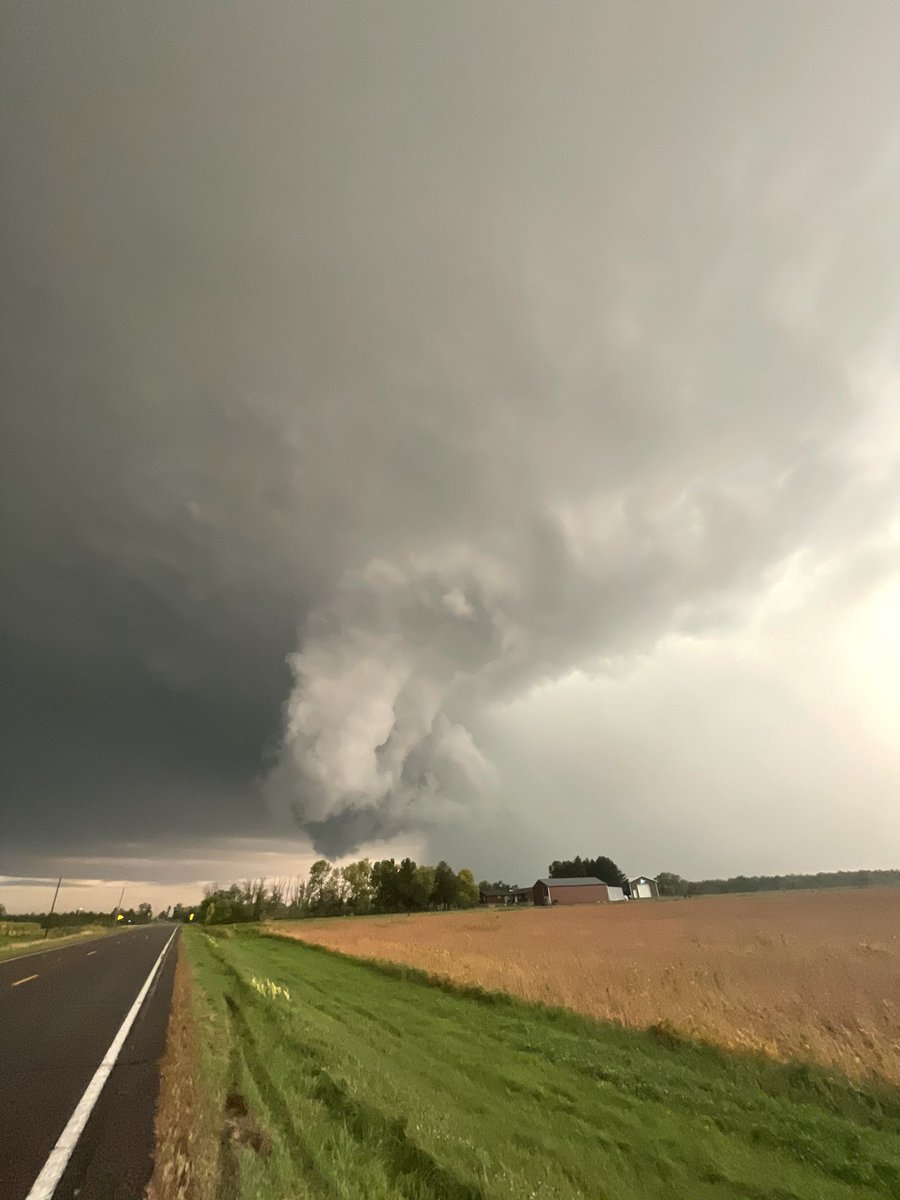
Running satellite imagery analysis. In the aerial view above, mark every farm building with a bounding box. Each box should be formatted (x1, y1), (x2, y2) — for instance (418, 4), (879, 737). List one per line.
(480, 887), (531, 906)
(629, 876), (659, 899)
(533, 877), (625, 906)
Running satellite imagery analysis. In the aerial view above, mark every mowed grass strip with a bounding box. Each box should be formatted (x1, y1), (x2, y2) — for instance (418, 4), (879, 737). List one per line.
(182, 928), (900, 1200)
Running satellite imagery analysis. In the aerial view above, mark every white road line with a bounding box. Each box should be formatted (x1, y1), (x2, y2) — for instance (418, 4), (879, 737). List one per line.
(24, 928), (177, 1200)
(86, 951), (97, 957)
(0, 931), (118, 968)
(12, 974), (38, 987)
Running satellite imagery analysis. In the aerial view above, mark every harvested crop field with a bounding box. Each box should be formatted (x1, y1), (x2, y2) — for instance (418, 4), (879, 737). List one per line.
(275, 888), (900, 1085)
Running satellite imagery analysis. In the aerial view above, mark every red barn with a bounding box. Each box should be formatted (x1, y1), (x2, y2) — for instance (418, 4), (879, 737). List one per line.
(532, 877), (611, 906)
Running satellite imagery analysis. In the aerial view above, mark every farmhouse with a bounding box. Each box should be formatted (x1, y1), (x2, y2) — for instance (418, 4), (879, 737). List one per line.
(533, 877), (624, 905)
(629, 875), (659, 899)
(479, 887), (531, 906)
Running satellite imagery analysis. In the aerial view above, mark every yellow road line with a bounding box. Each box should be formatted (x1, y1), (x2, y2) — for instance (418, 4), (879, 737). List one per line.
(12, 973), (38, 987)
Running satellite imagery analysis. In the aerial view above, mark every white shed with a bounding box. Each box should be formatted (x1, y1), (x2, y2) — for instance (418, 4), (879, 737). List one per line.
(629, 876), (659, 899)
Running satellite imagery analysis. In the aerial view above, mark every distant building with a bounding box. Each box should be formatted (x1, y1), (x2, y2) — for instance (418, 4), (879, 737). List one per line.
(533, 877), (624, 906)
(480, 887), (531, 906)
(629, 876), (659, 899)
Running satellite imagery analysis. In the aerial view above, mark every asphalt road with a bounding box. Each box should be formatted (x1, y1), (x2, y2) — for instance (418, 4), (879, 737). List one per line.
(0, 925), (178, 1200)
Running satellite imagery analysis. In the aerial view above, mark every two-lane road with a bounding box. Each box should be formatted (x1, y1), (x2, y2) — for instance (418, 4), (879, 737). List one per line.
(0, 925), (177, 1200)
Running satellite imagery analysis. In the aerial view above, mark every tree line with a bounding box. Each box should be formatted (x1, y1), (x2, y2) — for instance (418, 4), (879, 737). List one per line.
(479, 856), (630, 897)
(0, 903), (155, 927)
(655, 868), (900, 897)
(175, 858), (483, 925)
(548, 856), (627, 886)
(540, 858), (900, 897)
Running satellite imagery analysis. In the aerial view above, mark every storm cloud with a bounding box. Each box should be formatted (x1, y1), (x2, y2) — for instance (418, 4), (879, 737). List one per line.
(2, 2), (900, 898)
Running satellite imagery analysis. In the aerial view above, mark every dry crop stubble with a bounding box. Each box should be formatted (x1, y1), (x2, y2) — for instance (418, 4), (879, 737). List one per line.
(276, 888), (900, 1085)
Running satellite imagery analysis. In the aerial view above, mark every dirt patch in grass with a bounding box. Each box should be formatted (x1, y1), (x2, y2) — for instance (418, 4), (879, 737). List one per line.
(275, 887), (900, 1086)
(147, 940), (217, 1200)
(223, 1091), (272, 1158)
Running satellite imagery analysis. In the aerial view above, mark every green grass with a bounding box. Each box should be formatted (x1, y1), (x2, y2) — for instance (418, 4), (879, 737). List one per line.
(0, 921), (42, 937)
(182, 926), (900, 1200)
(0, 924), (112, 960)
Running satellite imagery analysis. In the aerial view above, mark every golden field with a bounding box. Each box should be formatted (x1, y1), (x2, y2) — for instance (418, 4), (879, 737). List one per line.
(276, 888), (900, 1084)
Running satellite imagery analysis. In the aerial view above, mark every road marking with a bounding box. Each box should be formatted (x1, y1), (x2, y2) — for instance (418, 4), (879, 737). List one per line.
(0, 931), (121, 968)
(12, 974), (38, 987)
(86, 950), (97, 956)
(24, 928), (177, 1200)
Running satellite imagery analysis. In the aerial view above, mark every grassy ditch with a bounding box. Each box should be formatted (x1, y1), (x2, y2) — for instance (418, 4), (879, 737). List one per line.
(179, 925), (900, 1200)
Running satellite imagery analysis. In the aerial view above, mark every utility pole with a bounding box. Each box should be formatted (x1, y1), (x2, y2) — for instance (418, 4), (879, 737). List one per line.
(114, 885), (126, 926)
(44, 876), (62, 939)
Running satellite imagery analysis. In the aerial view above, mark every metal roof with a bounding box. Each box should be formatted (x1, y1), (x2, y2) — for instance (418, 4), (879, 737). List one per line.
(536, 877), (604, 887)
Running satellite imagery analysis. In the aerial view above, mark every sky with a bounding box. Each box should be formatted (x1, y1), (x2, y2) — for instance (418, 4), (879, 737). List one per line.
(2, 2), (900, 913)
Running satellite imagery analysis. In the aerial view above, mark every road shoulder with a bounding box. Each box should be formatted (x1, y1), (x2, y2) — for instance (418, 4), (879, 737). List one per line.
(147, 936), (220, 1200)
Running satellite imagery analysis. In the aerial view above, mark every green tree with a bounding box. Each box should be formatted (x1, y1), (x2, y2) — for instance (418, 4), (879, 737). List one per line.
(310, 868), (340, 915)
(455, 868), (479, 908)
(248, 879), (268, 921)
(307, 859), (332, 913)
(397, 858), (418, 912)
(341, 859), (373, 913)
(371, 859), (401, 911)
(432, 860), (458, 909)
(549, 856), (627, 887)
(593, 857), (627, 887)
(411, 865), (436, 910)
(656, 872), (688, 897)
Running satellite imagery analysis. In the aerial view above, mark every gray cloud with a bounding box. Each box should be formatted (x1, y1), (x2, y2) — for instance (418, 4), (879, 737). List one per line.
(3, 3), (900, 882)
(0, 878), (89, 889)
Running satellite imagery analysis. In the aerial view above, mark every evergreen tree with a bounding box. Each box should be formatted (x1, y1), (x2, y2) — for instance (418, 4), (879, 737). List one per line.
(397, 857), (418, 912)
(371, 859), (401, 911)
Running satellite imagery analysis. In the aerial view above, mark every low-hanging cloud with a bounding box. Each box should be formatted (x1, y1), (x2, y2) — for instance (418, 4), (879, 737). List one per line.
(265, 549), (516, 851)
(266, 439), (868, 858)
